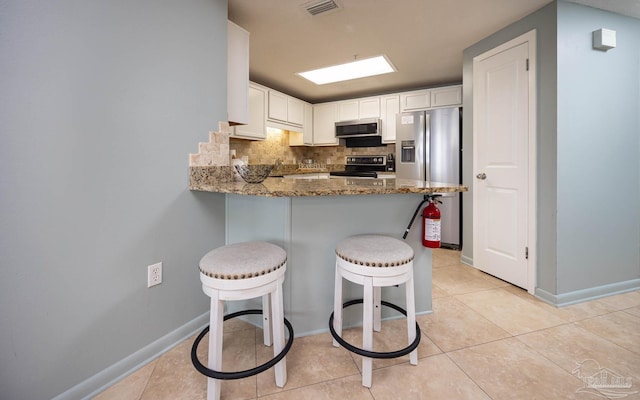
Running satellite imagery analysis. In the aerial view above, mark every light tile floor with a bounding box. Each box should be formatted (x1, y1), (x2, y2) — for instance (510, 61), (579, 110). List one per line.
(94, 249), (640, 400)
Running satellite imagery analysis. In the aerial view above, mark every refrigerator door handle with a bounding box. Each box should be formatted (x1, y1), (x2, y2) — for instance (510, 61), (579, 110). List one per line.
(424, 113), (431, 183)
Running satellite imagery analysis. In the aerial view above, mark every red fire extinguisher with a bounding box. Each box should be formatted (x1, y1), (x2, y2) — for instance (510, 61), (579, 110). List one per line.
(422, 197), (441, 248)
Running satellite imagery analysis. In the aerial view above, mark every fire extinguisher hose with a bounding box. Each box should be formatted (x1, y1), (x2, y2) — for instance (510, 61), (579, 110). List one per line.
(402, 195), (430, 239)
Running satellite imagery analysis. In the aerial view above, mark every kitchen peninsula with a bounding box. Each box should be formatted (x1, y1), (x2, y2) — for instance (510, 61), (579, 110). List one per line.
(190, 169), (467, 336)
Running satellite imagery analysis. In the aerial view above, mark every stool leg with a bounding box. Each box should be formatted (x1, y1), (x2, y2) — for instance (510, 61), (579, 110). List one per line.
(272, 280), (287, 387)
(373, 286), (381, 332)
(208, 292), (224, 400)
(332, 263), (343, 348)
(262, 294), (272, 346)
(362, 276), (374, 388)
(405, 272), (418, 366)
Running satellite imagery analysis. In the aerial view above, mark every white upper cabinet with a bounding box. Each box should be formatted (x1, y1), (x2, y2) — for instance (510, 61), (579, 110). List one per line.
(227, 21), (249, 125)
(337, 97), (380, 121)
(232, 83), (266, 140)
(233, 82), (311, 142)
(338, 100), (359, 121)
(312, 102), (339, 146)
(380, 95), (400, 143)
(287, 97), (304, 126)
(358, 97), (381, 119)
(268, 90), (304, 128)
(400, 85), (462, 112)
(431, 85), (462, 108)
(302, 102), (313, 145)
(289, 102), (314, 146)
(400, 89), (431, 111)
(268, 90), (288, 122)
(233, 81), (460, 144)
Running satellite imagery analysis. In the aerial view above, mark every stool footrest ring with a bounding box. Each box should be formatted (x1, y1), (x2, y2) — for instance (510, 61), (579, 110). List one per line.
(329, 299), (421, 359)
(191, 309), (294, 380)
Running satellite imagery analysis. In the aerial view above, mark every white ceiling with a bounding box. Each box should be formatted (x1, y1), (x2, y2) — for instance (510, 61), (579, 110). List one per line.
(228, 0), (640, 104)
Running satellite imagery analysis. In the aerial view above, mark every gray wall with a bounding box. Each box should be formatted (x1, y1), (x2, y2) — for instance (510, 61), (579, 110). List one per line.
(0, 1), (228, 399)
(462, 1), (640, 301)
(555, 1), (640, 294)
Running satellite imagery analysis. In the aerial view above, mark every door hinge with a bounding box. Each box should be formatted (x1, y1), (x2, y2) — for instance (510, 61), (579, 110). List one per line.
(525, 247), (529, 260)
(526, 58), (529, 71)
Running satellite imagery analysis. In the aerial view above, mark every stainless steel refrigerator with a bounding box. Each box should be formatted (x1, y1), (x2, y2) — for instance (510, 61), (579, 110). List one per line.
(395, 107), (462, 249)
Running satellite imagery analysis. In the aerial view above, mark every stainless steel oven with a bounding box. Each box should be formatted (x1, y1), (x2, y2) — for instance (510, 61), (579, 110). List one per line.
(329, 155), (395, 179)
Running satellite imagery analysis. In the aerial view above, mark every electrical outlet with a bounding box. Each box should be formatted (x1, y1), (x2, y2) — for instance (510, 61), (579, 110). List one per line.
(147, 262), (162, 287)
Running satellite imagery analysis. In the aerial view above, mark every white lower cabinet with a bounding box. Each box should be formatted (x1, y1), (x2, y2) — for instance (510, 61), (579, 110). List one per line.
(232, 83), (266, 140)
(312, 102), (339, 146)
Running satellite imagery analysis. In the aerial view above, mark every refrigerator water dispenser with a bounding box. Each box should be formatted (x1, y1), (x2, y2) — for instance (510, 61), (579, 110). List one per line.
(401, 140), (416, 163)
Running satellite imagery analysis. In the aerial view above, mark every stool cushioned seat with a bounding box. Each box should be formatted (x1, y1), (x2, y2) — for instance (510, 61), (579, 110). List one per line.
(199, 241), (287, 279)
(193, 241), (291, 400)
(335, 234), (414, 267)
(331, 234), (418, 389)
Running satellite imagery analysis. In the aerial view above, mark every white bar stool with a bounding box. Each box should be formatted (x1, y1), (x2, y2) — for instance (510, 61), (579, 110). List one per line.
(191, 241), (293, 400)
(329, 234), (420, 388)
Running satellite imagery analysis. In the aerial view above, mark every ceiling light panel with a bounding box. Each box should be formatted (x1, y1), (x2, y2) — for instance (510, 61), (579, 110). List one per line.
(297, 55), (396, 85)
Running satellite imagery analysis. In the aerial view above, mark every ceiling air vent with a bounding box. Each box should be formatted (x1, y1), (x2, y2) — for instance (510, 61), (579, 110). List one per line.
(304, 0), (340, 16)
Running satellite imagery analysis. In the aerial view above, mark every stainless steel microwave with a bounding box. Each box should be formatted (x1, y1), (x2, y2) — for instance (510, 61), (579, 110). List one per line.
(335, 118), (381, 138)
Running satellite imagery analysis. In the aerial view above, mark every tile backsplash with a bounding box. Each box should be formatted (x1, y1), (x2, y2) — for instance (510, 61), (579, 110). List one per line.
(189, 122), (232, 167)
(230, 129), (395, 166)
(189, 123), (395, 167)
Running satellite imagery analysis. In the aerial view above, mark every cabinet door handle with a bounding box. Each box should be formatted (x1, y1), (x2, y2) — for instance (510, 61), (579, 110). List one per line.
(476, 173), (487, 180)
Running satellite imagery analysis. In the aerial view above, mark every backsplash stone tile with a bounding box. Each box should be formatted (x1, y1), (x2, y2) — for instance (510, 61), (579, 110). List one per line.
(230, 129), (306, 165)
(189, 121), (232, 167)
(190, 122), (395, 168)
(230, 129), (395, 166)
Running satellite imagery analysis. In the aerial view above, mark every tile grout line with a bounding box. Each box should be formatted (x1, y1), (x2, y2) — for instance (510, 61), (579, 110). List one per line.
(137, 360), (158, 400)
(572, 311), (640, 356)
(442, 351), (496, 400)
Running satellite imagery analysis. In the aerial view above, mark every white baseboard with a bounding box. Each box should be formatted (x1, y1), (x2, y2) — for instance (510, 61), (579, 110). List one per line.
(460, 254), (473, 267)
(535, 279), (640, 307)
(52, 312), (209, 400)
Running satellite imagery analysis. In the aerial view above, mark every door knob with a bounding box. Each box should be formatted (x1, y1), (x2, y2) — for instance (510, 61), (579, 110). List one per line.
(476, 173), (487, 180)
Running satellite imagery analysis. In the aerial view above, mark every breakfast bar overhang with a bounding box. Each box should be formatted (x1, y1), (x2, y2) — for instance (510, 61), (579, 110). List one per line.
(190, 172), (468, 336)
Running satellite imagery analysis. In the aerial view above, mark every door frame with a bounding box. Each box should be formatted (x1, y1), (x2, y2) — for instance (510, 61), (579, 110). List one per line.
(472, 29), (537, 294)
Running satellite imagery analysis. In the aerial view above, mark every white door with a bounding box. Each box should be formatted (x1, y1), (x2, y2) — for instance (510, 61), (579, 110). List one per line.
(473, 31), (536, 292)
